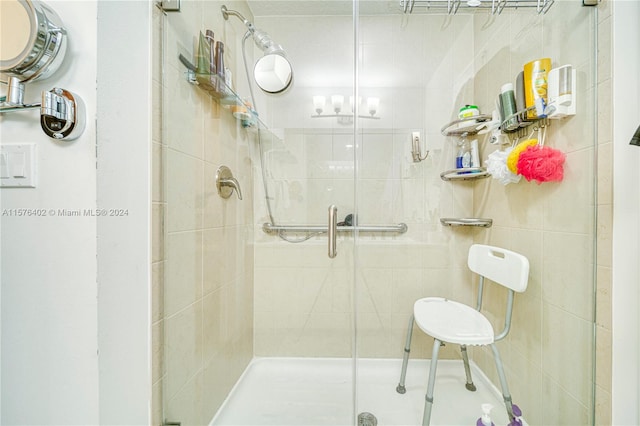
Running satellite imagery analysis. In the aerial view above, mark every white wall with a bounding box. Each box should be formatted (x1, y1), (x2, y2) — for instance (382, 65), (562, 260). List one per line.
(612, 0), (640, 423)
(96, 1), (152, 424)
(0, 1), (153, 423)
(0, 1), (100, 423)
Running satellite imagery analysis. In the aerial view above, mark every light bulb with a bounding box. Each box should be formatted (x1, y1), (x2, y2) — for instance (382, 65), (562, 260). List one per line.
(331, 95), (344, 114)
(367, 97), (379, 116)
(313, 96), (325, 115)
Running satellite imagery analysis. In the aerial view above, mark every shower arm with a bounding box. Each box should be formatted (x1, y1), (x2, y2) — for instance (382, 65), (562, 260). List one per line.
(221, 6), (256, 34)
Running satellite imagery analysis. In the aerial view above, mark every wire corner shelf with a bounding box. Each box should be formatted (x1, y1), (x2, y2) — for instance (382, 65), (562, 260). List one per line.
(440, 167), (491, 181)
(440, 218), (493, 228)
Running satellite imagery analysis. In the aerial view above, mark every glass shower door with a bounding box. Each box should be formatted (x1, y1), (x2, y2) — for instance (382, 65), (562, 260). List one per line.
(353, 2), (598, 426)
(156, 1), (598, 425)
(158, 1), (359, 425)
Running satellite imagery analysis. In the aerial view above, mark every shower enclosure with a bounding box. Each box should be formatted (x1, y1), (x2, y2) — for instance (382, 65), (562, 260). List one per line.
(155, 1), (598, 424)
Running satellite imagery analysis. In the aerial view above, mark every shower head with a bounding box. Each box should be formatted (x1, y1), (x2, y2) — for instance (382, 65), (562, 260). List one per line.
(250, 28), (285, 56)
(221, 4), (293, 94)
(221, 5), (285, 56)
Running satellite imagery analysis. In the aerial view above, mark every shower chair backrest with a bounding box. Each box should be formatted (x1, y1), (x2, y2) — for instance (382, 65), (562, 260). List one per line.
(467, 244), (530, 293)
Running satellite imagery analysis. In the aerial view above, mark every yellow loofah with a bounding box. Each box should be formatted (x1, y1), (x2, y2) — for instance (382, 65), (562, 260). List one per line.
(507, 139), (538, 174)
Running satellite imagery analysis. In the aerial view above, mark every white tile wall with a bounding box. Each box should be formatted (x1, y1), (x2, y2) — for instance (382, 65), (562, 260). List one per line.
(472, 5), (599, 423)
(152, 1), (256, 424)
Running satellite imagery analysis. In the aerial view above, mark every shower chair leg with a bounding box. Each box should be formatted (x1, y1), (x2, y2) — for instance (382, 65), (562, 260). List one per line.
(460, 345), (477, 391)
(422, 338), (441, 426)
(490, 343), (517, 422)
(396, 314), (414, 394)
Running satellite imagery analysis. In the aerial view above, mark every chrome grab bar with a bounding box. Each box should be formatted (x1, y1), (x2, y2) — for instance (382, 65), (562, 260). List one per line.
(328, 205), (337, 258)
(261, 222), (408, 234)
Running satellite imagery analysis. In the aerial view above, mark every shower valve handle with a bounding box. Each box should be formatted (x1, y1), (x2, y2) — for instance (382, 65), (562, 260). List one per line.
(328, 205), (337, 259)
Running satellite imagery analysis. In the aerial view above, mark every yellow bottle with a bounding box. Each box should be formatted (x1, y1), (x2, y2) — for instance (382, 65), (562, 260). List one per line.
(523, 58), (551, 119)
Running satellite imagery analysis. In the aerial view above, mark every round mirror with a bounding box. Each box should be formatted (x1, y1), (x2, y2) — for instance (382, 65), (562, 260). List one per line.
(0, 0), (67, 82)
(254, 53), (293, 94)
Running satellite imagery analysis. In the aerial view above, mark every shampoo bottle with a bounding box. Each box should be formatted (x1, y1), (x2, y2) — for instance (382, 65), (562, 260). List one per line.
(515, 71), (527, 117)
(215, 41), (226, 96)
(500, 83), (519, 132)
(523, 58), (551, 119)
(205, 30), (216, 87)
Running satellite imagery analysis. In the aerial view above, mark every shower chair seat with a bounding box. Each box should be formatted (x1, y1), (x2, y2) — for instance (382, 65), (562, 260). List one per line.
(413, 297), (494, 345)
(395, 244), (530, 426)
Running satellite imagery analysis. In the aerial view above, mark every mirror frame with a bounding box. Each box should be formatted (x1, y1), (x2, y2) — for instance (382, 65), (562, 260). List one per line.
(0, 0), (67, 82)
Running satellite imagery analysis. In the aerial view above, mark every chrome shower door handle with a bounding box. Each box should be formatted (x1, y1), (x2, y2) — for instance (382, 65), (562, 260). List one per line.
(328, 205), (337, 259)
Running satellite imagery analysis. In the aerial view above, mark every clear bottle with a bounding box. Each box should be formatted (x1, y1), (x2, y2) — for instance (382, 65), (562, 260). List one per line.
(456, 137), (471, 169)
(470, 138), (480, 168)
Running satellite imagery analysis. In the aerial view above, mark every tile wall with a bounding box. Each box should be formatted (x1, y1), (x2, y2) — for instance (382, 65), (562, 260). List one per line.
(152, 1), (257, 424)
(595, 0), (613, 424)
(470, 3), (599, 424)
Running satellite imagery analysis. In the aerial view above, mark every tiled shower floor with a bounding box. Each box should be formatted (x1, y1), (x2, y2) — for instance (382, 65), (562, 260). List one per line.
(211, 357), (525, 426)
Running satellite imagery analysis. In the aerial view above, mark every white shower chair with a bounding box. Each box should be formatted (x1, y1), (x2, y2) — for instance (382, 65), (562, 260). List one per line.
(395, 244), (530, 426)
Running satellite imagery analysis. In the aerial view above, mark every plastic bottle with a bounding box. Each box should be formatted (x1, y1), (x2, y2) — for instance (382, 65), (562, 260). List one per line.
(500, 83), (519, 132)
(215, 41), (226, 95)
(515, 71), (529, 123)
(205, 30), (216, 87)
(523, 58), (551, 119)
(458, 104), (480, 119)
(456, 137), (471, 169)
(476, 403), (495, 426)
(470, 138), (480, 168)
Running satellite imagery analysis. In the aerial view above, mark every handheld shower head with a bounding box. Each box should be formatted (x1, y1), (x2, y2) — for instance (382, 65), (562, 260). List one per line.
(251, 28), (285, 56)
(221, 4), (293, 94)
(221, 5), (286, 56)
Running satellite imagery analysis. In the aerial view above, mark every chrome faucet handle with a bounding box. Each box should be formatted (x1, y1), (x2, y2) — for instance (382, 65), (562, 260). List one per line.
(215, 165), (243, 200)
(220, 177), (243, 200)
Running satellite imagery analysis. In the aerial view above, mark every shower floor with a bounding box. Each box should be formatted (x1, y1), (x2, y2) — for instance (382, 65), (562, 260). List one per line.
(211, 357), (523, 426)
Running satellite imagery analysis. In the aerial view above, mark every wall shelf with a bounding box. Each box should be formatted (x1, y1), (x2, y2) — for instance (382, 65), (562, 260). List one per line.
(440, 167), (490, 181)
(440, 218), (493, 228)
(441, 115), (492, 137)
(499, 105), (551, 136)
(178, 53), (273, 132)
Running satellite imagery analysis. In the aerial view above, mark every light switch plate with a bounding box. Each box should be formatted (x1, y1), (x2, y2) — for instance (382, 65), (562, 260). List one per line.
(0, 144), (37, 188)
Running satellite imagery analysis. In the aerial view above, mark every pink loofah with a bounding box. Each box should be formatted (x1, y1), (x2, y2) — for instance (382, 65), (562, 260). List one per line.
(516, 145), (566, 184)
